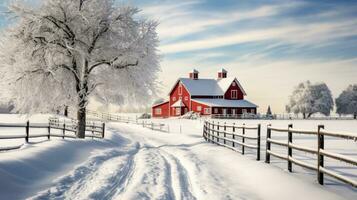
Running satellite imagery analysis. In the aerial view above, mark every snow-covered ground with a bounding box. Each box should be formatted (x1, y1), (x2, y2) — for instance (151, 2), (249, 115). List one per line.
(0, 114), (356, 199)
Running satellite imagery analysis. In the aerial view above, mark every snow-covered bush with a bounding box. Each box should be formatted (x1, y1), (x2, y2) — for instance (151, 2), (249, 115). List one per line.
(286, 81), (334, 118)
(0, 0), (160, 137)
(336, 84), (357, 119)
(180, 111), (200, 120)
(138, 113), (151, 119)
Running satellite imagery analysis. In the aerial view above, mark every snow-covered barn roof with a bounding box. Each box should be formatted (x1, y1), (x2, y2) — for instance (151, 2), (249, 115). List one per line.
(169, 77), (247, 96)
(171, 99), (186, 107)
(191, 99), (257, 108)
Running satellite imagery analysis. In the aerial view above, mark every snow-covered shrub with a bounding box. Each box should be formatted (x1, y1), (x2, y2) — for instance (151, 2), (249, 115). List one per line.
(180, 111), (200, 120)
(138, 113), (151, 119)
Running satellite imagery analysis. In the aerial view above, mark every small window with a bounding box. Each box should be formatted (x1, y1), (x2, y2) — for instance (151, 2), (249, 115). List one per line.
(178, 85), (182, 95)
(232, 82), (236, 86)
(197, 106), (202, 111)
(184, 96), (188, 101)
(214, 108), (218, 114)
(242, 109), (247, 114)
(231, 90), (238, 99)
(250, 109), (255, 114)
(204, 108), (211, 114)
(155, 108), (162, 115)
(172, 97), (176, 101)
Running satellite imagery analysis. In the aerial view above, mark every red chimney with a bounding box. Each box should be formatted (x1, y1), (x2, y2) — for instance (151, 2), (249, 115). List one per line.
(218, 68), (227, 79)
(189, 69), (199, 80)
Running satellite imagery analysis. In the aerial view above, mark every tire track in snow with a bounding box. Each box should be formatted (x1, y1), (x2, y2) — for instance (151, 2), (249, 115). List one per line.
(29, 142), (140, 200)
(157, 150), (197, 200)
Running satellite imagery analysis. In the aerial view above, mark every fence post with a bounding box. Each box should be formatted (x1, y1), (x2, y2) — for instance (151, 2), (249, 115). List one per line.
(217, 122), (220, 143)
(257, 124), (261, 161)
(317, 125), (325, 185)
(232, 123), (235, 147)
(25, 120), (30, 143)
(242, 123), (245, 155)
(288, 124), (293, 172)
(223, 122), (226, 144)
(48, 124), (51, 140)
(102, 123), (105, 138)
(63, 123), (66, 139)
(265, 124), (271, 163)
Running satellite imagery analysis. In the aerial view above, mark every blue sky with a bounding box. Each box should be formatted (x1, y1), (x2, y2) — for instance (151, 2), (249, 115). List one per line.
(1, 0), (357, 113)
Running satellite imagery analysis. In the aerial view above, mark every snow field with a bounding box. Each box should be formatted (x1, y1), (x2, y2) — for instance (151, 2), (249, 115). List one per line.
(1, 114), (356, 199)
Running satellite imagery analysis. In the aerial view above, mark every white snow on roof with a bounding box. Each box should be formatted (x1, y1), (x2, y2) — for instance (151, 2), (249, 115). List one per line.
(178, 77), (246, 96)
(217, 77), (247, 95)
(192, 98), (257, 108)
(179, 78), (223, 96)
(171, 99), (186, 107)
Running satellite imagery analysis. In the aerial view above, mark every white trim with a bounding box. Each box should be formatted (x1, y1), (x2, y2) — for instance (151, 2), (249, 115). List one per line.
(152, 101), (169, 107)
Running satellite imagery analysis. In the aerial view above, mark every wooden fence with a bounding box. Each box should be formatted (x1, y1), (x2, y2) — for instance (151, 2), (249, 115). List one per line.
(203, 121), (261, 160)
(266, 124), (357, 187)
(0, 118), (105, 151)
(87, 110), (170, 133)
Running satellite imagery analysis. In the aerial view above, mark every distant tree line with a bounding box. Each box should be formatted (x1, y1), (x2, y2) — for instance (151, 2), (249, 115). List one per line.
(286, 81), (357, 119)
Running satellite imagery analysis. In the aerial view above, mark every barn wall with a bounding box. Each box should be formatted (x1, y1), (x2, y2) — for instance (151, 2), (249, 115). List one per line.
(212, 107), (256, 115)
(152, 102), (170, 118)
(224, 80), (244, 100)
(191, 101), (211, 115)
(169, 81), (190, 116)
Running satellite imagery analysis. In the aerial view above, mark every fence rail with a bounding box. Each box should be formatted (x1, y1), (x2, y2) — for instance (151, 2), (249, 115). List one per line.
(0, 118), (105, 151)
(266, 124), (357, 187)
(87, 110), (170, 133)
(203, 121), (261, 160)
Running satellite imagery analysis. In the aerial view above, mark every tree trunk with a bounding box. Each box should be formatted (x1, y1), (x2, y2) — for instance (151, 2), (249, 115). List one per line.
(77, 106), (86, 138)
(307, 113), (313, 118)
(354, 113), (357, 119)
(303, 113), (306, 119)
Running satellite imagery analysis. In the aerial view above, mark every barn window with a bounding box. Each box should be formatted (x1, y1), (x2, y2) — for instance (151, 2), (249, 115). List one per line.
(178, 85), (182, 95)
(155, 108), (162, 115)
(214, 108), (218, 114)
(204, 108), (211, 114)
(172, 97), (176, 101)
(231, 90), (238, 99)
(232, 82), (236, 86)
(197, 106), (202, 111)
(184, 96), (188, 101)
(242, 109), (247, 113)
(250, 109), (255, 114)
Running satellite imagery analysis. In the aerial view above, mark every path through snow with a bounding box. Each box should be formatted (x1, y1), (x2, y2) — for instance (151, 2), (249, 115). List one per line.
(25, 122), (352, 200)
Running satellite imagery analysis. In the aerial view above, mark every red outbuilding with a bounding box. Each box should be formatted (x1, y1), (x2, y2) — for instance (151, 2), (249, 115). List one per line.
(152, 69), (258, 118)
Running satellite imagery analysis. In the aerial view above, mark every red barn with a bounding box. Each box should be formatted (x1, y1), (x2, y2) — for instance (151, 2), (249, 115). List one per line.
(152, 69), (258, 118)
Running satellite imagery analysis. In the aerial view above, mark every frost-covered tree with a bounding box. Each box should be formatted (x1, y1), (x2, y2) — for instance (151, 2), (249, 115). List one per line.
(336, 84), (357, 119)
(0, 0), (159, 138)
(286, 81), (334, 118)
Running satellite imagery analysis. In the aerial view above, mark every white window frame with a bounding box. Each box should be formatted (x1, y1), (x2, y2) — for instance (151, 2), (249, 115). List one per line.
(172, 97), (176, 101)
(250, 109), (255, 113)
(197, 106), (202, 111)
(204, 108), (211, 114)
(155, 108), (162, 115)
(184, 96), (188, 101)
(214, 108), (218, 114)
(232, 109), (236, 115)
(232, 82), (236, 86)
(242, 109), (247, 114)
(231, 90), (238, 99)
